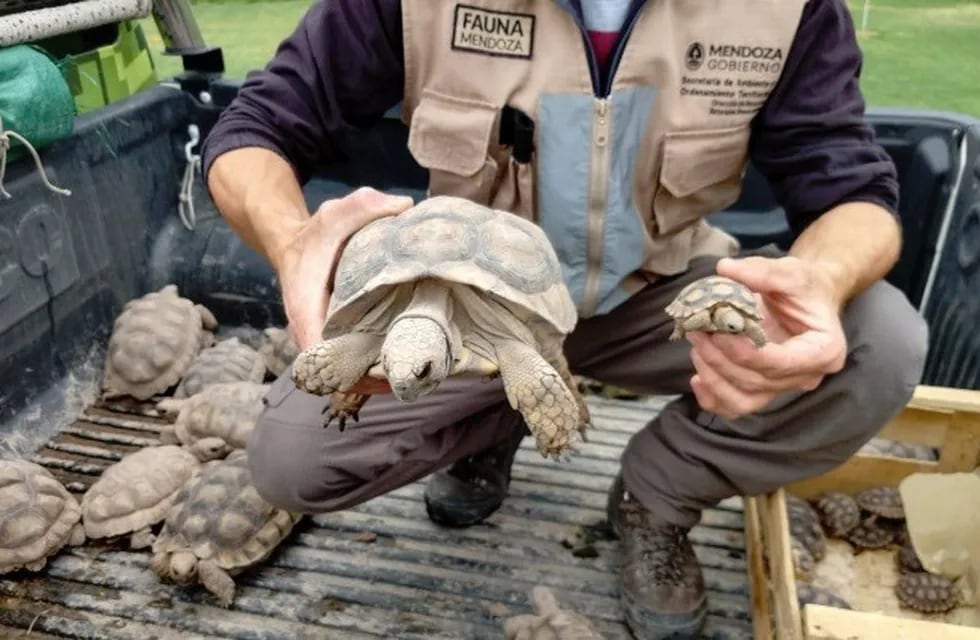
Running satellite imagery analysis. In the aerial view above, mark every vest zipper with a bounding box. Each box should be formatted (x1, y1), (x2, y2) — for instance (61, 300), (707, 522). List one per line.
(581, 97), (611, 316)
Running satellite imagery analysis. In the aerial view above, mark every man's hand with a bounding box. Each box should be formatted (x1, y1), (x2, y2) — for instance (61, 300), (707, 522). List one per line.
(686, 255), (848, 420)
(271, 187), (414, 394)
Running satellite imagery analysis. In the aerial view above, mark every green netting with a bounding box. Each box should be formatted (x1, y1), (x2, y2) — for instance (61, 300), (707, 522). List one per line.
(0, 43), (75, 165)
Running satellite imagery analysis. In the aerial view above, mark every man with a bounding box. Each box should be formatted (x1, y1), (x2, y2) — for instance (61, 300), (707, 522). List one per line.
(202, 0), (929, 637)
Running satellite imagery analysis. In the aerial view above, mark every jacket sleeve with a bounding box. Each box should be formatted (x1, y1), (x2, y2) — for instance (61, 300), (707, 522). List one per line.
(748, 0), (899, 236)
(200, 0), (405, 185)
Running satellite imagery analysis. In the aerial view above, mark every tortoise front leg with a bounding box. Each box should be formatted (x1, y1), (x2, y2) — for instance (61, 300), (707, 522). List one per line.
(198, 559), (237, 608)
(291, 332), (384, 395)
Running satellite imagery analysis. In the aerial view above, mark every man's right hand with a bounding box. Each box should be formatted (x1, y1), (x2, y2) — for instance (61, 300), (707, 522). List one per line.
(270, 187), (414, 388)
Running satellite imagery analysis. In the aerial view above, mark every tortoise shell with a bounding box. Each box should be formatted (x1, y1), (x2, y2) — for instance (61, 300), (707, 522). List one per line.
(174, 337), (267, 398)
(664, 275), (762, 321)
(854, 486), (904, 520)
(151, 450), (301, 572)
(846, 518), (896, 550)
(790, 536), (815, 581)
(164, 381), (269, 450)
(323, 196), (575, 340)
(102, 284), (217, 400)
(814, 492), (861, 538)
(895, 572), (960, 613)
(797, 583), (852, 610)
(81, 445), (207, 541)
(786, 495), (826, 561)
(1, 460), (84, 573)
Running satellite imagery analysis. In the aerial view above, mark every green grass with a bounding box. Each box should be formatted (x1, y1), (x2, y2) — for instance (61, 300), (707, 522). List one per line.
(141, 0), (980, 116)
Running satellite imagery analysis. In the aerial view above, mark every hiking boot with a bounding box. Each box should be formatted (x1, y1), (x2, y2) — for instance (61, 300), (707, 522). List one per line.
(607, 473), (707, 639)
(424, 421), (529, 527)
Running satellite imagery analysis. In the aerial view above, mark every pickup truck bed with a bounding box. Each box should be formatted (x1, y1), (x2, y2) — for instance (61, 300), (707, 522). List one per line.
(0, 75), (977, 638)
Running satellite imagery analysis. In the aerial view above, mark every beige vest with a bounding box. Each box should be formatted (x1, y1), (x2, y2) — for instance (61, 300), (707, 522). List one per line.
(400, 0), (807, 317)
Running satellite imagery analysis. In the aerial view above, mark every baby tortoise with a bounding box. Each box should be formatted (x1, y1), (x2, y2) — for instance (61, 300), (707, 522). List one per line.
(786, 495), (826, 561)
(854, 486), (904, 520)
(813, 492), (861, 539)
(846, 517), (897, 552)
(174, 337), (267, 398)
(895, 572), (961, 613)
(796, 583), (852, 610)
(665, 275), (766, 347)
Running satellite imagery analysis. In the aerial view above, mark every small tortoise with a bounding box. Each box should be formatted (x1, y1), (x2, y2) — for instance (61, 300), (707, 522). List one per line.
(150, 450), (302, 606)
(895, 572), (961, 613)
(1, 459), (85, 574)
(157, 381), (269, 450)
(846, 517), (897, 552)
(290, 195), (589, 458)
(258, 327), (299, 377)
(854, 486), (904, 520)
(786, 495), (826, 561)
(503, 585), (605, 640)
(81, 442), (229, 549)
(813, 492), (861, 538)
(665, 275), (766, 347)
(174, 337), (267, 398)
(796, 583), (852, 610)
(102, 284), (217, 400)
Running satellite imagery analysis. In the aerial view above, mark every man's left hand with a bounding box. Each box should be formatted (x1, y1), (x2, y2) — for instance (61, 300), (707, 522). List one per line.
(686, 255), (848, 420)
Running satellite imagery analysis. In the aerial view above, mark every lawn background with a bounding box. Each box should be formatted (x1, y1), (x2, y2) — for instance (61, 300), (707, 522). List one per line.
(139, 0), (980, 116)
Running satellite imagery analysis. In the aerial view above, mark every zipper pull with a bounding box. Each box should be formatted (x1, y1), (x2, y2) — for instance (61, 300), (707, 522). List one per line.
(595, 99), (609, 147)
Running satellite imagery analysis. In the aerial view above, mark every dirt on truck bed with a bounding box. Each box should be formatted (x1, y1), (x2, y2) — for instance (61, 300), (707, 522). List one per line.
(0, 390), (756, 640)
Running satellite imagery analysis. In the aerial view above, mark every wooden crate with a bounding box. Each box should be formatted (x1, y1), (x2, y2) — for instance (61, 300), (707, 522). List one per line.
(743, 384), (980, 640)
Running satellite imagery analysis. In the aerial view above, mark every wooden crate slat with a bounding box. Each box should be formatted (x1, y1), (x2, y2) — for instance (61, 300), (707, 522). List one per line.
(803, 604), (980, 640)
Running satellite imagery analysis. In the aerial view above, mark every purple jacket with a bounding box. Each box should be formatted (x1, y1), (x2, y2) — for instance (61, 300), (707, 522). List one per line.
(202, 0), (899, 237)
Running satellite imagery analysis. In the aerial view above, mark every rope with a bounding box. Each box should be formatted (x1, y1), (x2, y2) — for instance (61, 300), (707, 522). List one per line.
(0, 114), (72, 199)
(177, 123), (200, 229)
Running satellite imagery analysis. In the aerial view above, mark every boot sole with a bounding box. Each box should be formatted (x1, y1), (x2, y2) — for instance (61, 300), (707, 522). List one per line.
(424, 494), (504, 528)
(622, 590), (708, 640)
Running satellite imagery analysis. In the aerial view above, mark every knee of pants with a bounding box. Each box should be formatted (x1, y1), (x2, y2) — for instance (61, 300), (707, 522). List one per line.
(244, 413), (364, 514)
(841, 280), (930, 439)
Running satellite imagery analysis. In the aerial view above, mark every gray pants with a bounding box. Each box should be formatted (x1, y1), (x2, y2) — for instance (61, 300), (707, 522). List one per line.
(246, 247), (929, 528)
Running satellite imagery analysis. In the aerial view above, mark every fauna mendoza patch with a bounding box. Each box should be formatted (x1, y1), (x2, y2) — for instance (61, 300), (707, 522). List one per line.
(452, 4), (535, 59)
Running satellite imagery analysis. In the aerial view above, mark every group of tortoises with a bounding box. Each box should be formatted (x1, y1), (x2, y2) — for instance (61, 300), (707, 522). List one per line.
(786, 486), (964, 615)
(1, 283), (304, 606)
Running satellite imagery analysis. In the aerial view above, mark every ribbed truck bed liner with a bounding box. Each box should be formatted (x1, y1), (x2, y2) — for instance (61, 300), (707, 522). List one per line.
(0, 393), (756, 639)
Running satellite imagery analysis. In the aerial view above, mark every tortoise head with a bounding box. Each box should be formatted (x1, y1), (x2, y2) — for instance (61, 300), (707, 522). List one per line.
(711, 305), (746, 334)
(381, 317), (452, 402)
(168, 550), (199, 585)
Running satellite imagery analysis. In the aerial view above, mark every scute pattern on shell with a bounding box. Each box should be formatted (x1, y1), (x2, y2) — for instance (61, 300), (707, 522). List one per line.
(814, 492), (861, 538)
(854, 486), (904, 519)
(325, 196), (575, 336)
(0, 460), (82, 573)
(152, 450), (300, 571)
(102, 284), (216, 400)
(171, 382), (269, 449)
(786, 495), (826, 561)
(81, 445), (203, 540)
(665, 275), (762, 320)
(895, 572), (960, 613)
(174, 337), (267, 398)
(846, 518), (896, 550)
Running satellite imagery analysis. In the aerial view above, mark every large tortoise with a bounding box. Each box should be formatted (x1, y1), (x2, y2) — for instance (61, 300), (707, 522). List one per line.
(665, 275), (766, 347)
(101, 284), (217, 400)
(290, 195), (589, 459)
(150, 450), (302, 607)
(1, 459), (85, 574)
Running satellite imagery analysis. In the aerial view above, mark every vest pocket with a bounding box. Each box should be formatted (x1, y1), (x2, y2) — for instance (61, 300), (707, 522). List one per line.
(407, 89), (501, 205)
(653, 123), (751, 235)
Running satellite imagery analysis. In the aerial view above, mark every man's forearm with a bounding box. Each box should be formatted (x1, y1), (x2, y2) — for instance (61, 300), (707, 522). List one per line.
(789, 201), (902, 311)
(207, 146), (310, 273)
